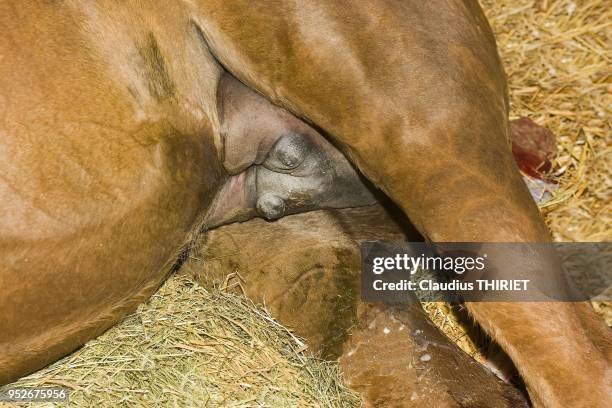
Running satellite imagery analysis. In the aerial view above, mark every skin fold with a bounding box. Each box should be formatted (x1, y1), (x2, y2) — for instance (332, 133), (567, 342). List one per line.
(0, 1), (609, 407)
(205, 74), (377, 227)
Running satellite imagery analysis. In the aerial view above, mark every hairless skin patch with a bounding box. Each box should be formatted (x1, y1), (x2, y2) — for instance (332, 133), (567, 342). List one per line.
(204, 74), (376, 227)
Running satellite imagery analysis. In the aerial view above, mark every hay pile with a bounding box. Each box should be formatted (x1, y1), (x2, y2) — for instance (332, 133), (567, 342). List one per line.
(3, 0), (609, 406)
(3, 277), (359, 407)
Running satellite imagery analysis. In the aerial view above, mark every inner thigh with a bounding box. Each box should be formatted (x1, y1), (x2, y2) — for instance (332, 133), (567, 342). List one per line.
(204, 74), (377, 228)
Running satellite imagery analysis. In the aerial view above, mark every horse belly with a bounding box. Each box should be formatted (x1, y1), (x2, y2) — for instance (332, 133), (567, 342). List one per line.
(0, 3), (223, 383)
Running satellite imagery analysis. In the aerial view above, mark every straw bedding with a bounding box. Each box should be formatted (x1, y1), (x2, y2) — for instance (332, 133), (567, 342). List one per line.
(3, 0), (609, 406)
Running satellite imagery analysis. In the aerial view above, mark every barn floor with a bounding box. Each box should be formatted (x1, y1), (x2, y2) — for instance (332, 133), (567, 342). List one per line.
(3, 0), (610, 407)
